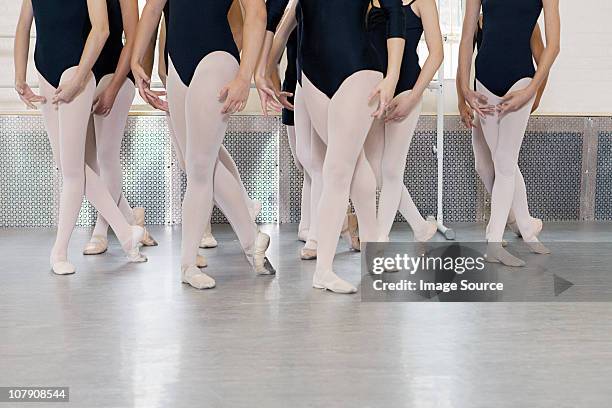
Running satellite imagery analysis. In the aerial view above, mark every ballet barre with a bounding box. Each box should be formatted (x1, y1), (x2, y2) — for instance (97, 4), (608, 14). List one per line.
(426, 56), (455, 240)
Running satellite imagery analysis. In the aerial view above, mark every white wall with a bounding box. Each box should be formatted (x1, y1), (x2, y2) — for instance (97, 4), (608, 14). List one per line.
(0, 0), (610, 115)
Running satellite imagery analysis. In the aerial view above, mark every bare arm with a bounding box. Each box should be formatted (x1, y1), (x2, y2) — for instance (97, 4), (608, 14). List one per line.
(131, 0), (166, 110)
(530, 22), (548, 112)
(219, 0), (267, 114)
(386, 0), (443, 122)
(370, 0), (406, 118)
(264, 0), (298, 110)
(254, 0), (291, 114)
(409, 0), (443, 98)
(92, 0), (139, 115)
(109, 0), (139, 88)
(53, 0), (109, 105)
(14, 0), (45, 108)
(457, 0), (494, 117)
(229, 0), (244, 51)
(156, 19), (167, 85)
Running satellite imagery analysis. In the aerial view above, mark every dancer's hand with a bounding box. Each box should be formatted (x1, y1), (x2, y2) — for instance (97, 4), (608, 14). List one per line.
(459, 102), (475, 129)
(92, 84), (119, 117)
(15, 82), (46, 109)
(385, 92), (420, 123)
(52, 78), (85, 105)
(370, 77), (397, 118)
(463, 88), (495, 118)
(220, 75), (250, 114)
(133, 62), (168, 112)
(268, 64), (294, 111)
(498, 87), (536, 114)
(255, 72), (283, 115)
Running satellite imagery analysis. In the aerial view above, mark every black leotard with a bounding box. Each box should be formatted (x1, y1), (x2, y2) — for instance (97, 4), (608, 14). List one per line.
(88, 0), (134, 84)
(368, 0), (423, 96)
(166, 0), (240, 86)
(31, 0), (90, 88)
(475, 0), (542, 97)
(267, 0), (406, 99)
(282, 30), (298, 126)
(162, 2), (170, 73)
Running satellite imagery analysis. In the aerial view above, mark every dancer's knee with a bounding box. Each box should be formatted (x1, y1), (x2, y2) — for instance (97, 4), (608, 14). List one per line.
(474, 158), (494, 182)
(381, 163), (403, 188)
(186, 161), (214, 186)
(61, 162), (84, 185)
(493, 155), (517, 179)
(323, 161), (355, 190)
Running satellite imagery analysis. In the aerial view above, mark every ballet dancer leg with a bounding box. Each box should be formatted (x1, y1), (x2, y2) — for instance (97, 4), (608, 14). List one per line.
(301, 124), (325, 259)
(287, 124), (311, 240)
(83, 75), (157, 253)
(477, 78), (537, 266)
(39, 68), (145, 274)
(217, 145), (260, 220)
(303, 72), (380, 293)
(168, 54), (273, 289)
(294, 84), (312, 242)
(473, 116), (543, 246)
(377, 93), (436, 242)
(302, 81), (373, 260)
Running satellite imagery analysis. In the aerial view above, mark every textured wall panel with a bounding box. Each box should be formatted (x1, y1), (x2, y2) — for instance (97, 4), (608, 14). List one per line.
(595, 131), (612, 220)
(0, 114), (279, 227)
(0, 114), (605, 227)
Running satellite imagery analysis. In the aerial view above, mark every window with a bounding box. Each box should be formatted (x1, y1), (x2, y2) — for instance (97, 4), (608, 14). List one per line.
(417, 0), (464, 79)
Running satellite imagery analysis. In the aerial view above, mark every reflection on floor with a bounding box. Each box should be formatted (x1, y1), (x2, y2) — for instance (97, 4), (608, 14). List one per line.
(1, 222), (611, 407)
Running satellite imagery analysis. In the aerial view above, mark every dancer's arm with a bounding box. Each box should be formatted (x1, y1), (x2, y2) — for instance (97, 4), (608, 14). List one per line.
(131, 0), (168, 111)
(53, 0), (110, 105)
(93, 0), (139, 116)
(456, 14), (482, 129)
(457, 0), (494, 118)
(229, 0), (245, 51)
(530, 23), (548, 113)
(219, 0), (266, 114)
(265, 0), (299, 111)
(255, 0), (293, 115)
(499, 0), (559, 113)
(14, 0), (46, 109)
(370, 0), (406, 118)
(386, 0), (444, 122)
(156, 18), (166, 86)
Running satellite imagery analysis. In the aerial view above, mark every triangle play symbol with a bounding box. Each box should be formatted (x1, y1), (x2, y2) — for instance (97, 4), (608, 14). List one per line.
(553, 274), (574, 297)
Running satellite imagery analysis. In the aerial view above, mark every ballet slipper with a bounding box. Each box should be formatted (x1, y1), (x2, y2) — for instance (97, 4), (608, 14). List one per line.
(83, 235), (109, 255)
(182, 265), (215, 289)
(50, 257), (76, 275)
(247, 232), (276, 275)
(313, 271), (357, 294)
(196, 254), (208, 268)
(414, 219), (438, 242)
(121, 226), (148, 263)
(484, 243), (525, 267)
(297, 229), (309, 243)
(249, 200), (262, 221)
(141, 227), (158, 247)
(523, 239), (551, 255)
(132, 207), (158, 246)
(341, 213), (361, 251)
(199, 233), (218, 249)
(301, 247), (317, 260)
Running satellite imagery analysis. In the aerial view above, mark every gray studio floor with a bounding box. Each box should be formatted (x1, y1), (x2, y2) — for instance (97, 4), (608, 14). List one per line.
(1, 222), (612, 407)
